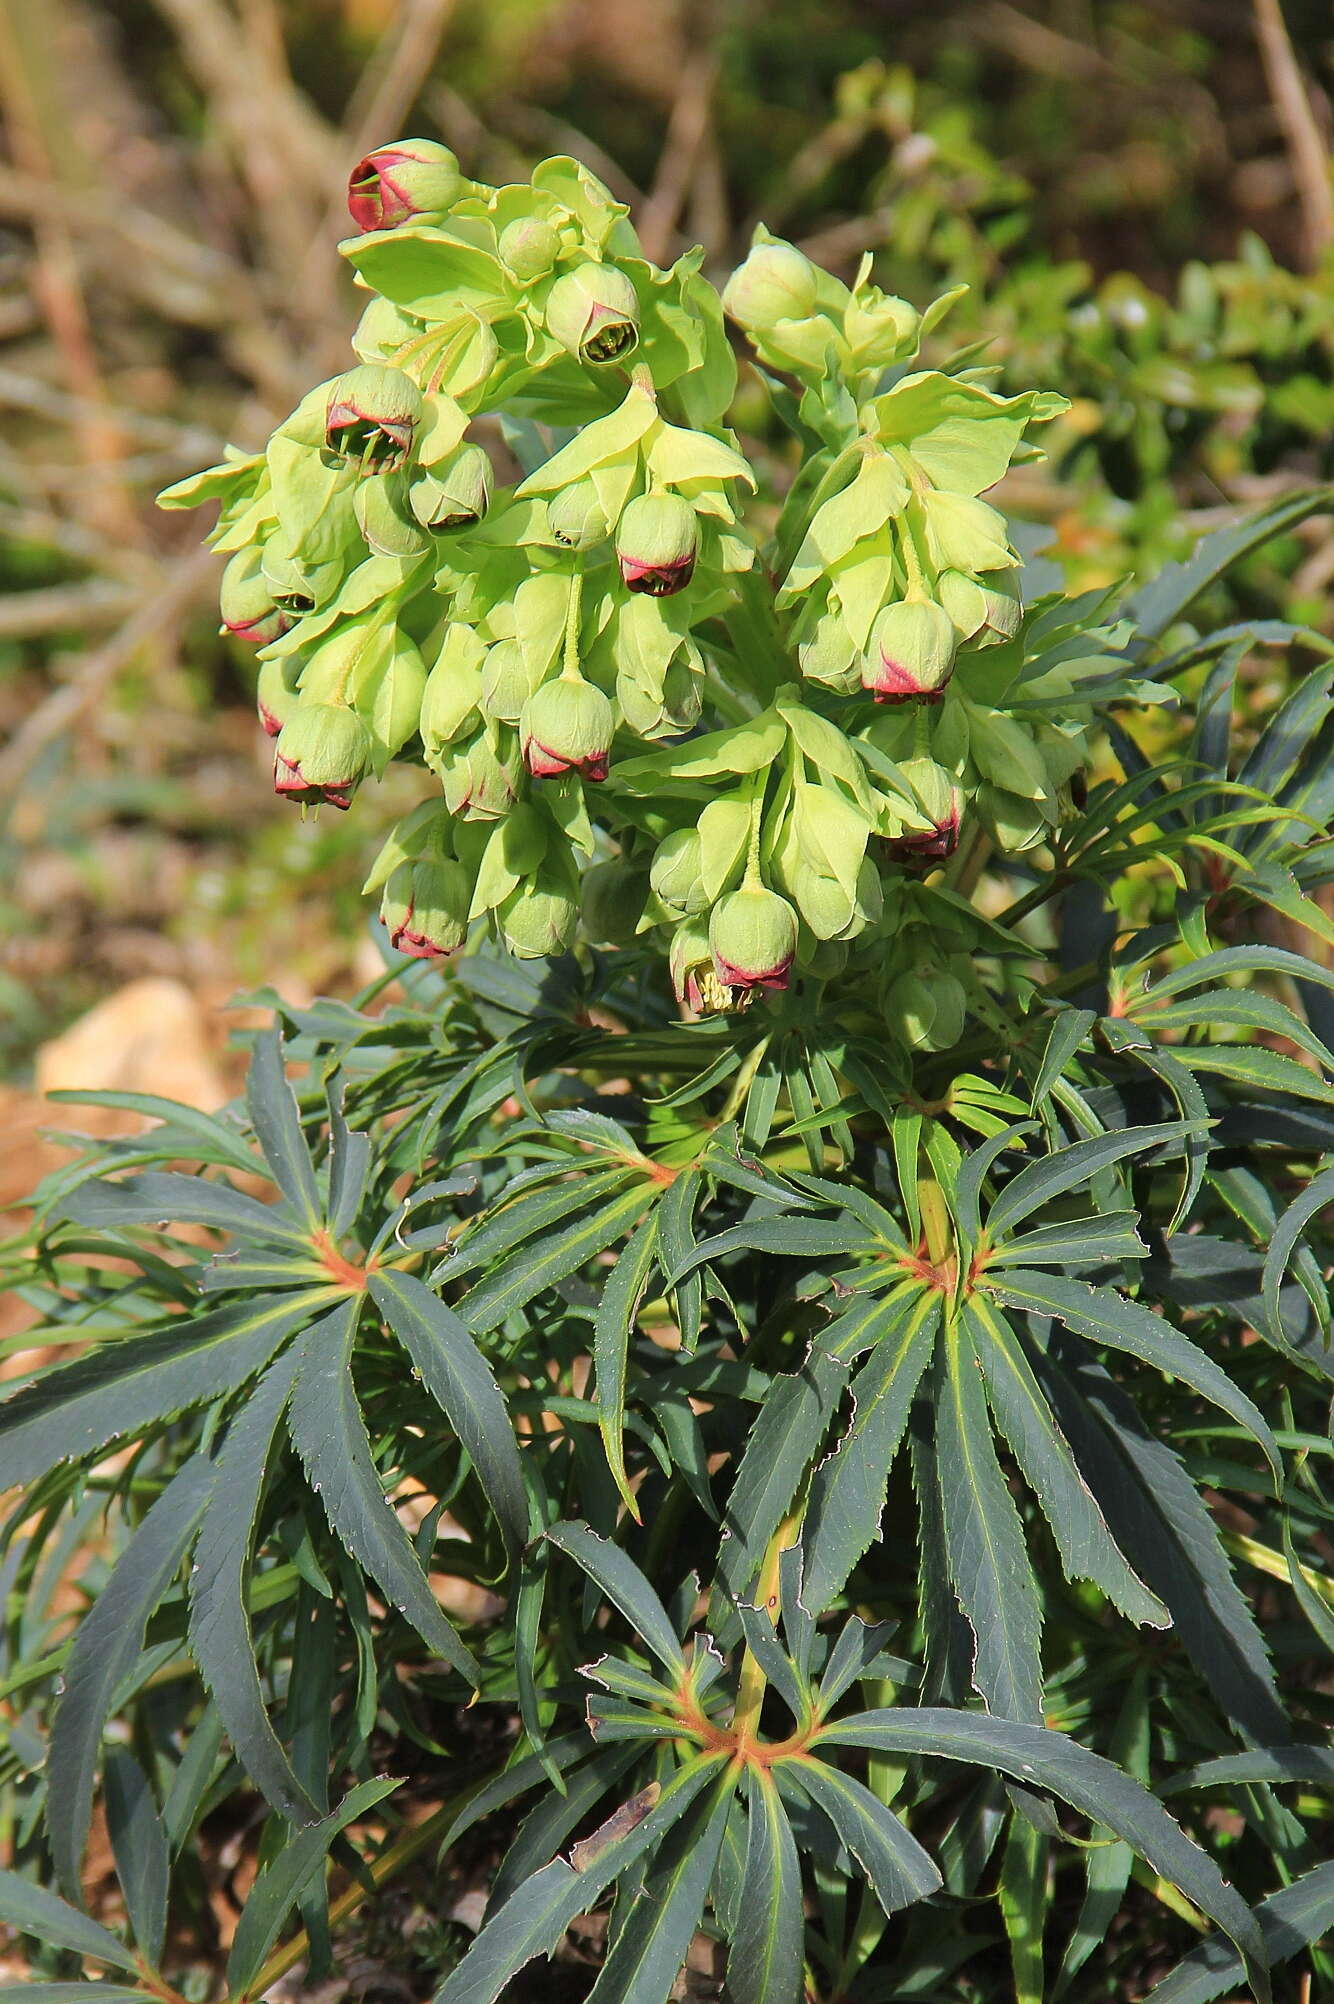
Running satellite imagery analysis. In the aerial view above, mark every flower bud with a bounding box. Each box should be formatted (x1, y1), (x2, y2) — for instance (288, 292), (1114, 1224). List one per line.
(884, 964), (967, 1051)
(480, 639), (543, 725)
(544, 263), (639, 364)
(256, 655), (301, 738)
(498, 216), (562, 282)
(439, 727), (520, 821)
(325, 365), (424, 472)
(272, 703), (372, 811)
(722, 238), (818, 333)
(347, 138), (462, 232)
(380, 858), (470, 959)
(885, 758), (963, 862)
(497, 858), (579, 958)
(616, 493), (698, 597)
(521, 676), (614, 782)
(863, 599), (957, 704)
(582, 858), (649, 947)
(548, 480), (610, 551)
(708, 886), (799, 994)
(220, 547), (292, 646)
(649, 828), (706, 918)
(411, 444), (491, 530)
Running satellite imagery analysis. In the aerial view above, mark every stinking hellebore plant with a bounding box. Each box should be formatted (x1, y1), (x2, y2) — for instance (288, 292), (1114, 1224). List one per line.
(4, 140), (1334, 2004)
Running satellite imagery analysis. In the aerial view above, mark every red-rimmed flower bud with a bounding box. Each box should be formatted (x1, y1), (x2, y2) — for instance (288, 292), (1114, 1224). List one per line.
(708, 886), (798, 994)
(498, 216), (562, 282)
(256, 655), (301, 738)
(325, 365), (423, 472)
(544, 264), (639, 364)
(521, 677), (614, 782)
(548, 480), (610, 551)
(721, 238), (818, 334)
(219, 548), (292, 646)
(616, 493), (698, 597)
(380, 858), (470, 959)
(884, 757), (963, 862)
(670, 919), (728, 1015)
(272, 703), (372, 811)
(347, 139), (462, 232)
(863, 599), (957, 705)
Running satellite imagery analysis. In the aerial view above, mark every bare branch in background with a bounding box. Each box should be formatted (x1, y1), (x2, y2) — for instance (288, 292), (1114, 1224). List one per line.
(1252, 0), (1334, 269)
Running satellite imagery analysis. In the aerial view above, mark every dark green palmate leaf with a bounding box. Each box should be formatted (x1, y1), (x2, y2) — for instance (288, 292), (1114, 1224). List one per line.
(0, 1870), (138, 1975)
(1144, 1860), (1334, 2004)
(935, 1315), (1044, 1722)
(816, 1711), (1269, 2000)
(801, 1288), (937, 1614)
(286, 1297), (478, 1680)
(47, 1456), (211, 1903)
(433, 1756), (729, 2004)
(583, 1771), (733, 2004)
(368, 1268), (528, 1557)
(0, 1291), (329, 1491)
(728, 1770), (805, 2004)
(188, 1343), (321, 1824)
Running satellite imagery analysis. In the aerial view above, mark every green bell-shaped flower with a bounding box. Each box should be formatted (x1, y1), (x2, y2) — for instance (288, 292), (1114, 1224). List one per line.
(380, 857), (471, 959)
(616, 493), (698, 596)
(220, 547), (292, 646)
(708, 886), (799, 994)
(324, 365), (424, 472)
(863, 599), (958, 704)
(521, 676), (615, 781)
(544, 263), (640, 364)
(272, 702), (372, 811)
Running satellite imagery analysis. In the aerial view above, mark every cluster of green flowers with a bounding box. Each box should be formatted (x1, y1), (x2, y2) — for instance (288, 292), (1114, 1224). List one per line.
(162, 139), (1130, 1042)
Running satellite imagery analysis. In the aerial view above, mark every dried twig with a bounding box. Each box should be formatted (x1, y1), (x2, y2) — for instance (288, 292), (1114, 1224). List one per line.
(638, 48), (721, 265)
(1252, 0), (1334, 269)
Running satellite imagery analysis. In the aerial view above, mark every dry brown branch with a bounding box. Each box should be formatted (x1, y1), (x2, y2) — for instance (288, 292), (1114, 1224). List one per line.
(0, 0), (139, 542)
(638, 48), (722, 265)
(0, 547), (219, 798)
(1252, 0), (1334, 269)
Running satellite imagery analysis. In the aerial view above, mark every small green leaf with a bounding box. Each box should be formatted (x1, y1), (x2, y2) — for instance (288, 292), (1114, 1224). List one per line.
(783, 1756), (941, 1915)
(936, 1318), (1044, 1723)
(985, 1122), (1204, 1243)
(189, 1346), (321, 1824)
(103, 1750), (169, 1969)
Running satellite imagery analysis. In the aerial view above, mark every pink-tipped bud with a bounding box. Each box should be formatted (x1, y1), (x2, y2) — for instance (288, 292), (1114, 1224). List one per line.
(520, 677), (614, 782)
(616, 493), (698, 597)
(708, 886), (798, 994)
(325, 365), (424, 472)
(272, 703), (372, 811)
(347, 139), (463, 232)
(863, 599), (958, 705)
(380, 858), (470, 959)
